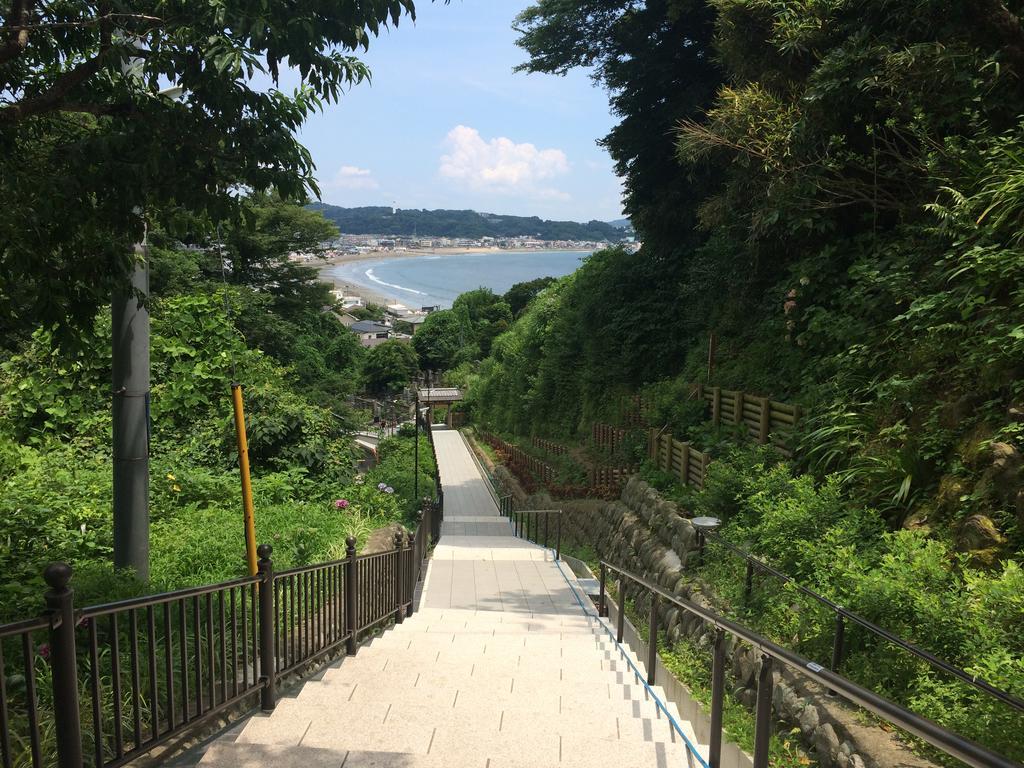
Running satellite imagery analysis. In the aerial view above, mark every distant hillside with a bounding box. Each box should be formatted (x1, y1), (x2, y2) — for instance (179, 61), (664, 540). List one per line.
(308, 204), (625, 241)
(606, 218), (633, 230)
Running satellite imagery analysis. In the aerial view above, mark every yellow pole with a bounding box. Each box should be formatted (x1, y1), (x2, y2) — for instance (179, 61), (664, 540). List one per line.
(231, 383), (258, 576)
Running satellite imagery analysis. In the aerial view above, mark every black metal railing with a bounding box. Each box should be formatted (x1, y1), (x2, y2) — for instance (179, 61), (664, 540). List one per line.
(80, 573), (264, 768)
(498, 493), (514, 517)
(0, 507), (434, 768)
(597, 561), (1021, 768)
(505, 507), (562, 561)
(700, 531), (1024, 713)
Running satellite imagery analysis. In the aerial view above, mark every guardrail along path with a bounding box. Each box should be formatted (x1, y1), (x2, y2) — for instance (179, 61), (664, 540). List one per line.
(197, 427), (708, 768)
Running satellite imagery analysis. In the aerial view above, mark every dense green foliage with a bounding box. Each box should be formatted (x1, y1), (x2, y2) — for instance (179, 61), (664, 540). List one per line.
(456, 1), (1024, 761)
(0, 198), (432, 621)
(642, 446), (1024, 761)
(1, 0), (423, 340)
(363, 339), (420, 394)
(413, 288), (512, 372)
(503, 277), (556, 318)
(308, 203), (627, 241)
(482, 0), (1024, 559)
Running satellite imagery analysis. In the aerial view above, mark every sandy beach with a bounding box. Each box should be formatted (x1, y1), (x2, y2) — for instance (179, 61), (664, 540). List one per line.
(317, 246), (582, 310)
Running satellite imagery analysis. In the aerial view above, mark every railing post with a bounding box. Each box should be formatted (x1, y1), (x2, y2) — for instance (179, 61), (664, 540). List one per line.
(681, 442), (690, 486)
(407, 531), (416, 616)
(646, 595), (658, 685)
(434, 498), (442, 544)
(753, 655), (773, 768)
(257, 545), (276, 711)
(744, 560), (754, 605)
(759, 396), (771, 444)
(616, 579), (626, 644)
(345, 536), (358, 655)
(829, 613), (846, 696)
(394, 531), (405, 624)
(709, 630), (725, 768)
(599, 563), (607, 617)
(43, 563), (83, 768)
(556, 513), (561, 561)
(544, 513), (550, 549)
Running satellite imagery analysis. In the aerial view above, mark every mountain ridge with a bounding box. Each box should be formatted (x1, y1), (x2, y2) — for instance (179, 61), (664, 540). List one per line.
(308, 203), (627, 241)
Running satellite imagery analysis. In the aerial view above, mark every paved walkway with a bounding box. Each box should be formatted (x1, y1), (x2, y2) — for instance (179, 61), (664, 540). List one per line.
(197, 427), (707, 768)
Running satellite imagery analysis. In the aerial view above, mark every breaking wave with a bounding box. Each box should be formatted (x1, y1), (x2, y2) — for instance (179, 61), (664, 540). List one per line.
(365, 268), (427, 296)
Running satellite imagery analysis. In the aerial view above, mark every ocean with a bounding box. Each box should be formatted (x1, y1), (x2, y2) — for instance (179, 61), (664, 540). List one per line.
(323, 249), (591, 309)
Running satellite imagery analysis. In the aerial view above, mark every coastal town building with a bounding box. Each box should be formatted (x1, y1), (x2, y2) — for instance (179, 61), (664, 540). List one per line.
(348, 319), (413, 347)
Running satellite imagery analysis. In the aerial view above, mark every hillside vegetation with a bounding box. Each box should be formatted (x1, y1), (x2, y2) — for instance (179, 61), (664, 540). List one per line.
(0, 197), (434, 621)
(454, 1), (1024, 761)
(308, 203), (627, 241)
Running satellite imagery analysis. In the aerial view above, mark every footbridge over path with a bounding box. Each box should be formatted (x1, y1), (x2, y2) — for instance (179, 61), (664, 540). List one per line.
(194, 426), (716, 768)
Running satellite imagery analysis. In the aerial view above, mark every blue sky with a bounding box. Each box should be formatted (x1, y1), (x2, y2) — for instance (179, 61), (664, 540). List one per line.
(293, 1), (624, 222)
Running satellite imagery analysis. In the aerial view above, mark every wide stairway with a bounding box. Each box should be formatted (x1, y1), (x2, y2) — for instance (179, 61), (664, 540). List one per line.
(196, 428), (708, 768)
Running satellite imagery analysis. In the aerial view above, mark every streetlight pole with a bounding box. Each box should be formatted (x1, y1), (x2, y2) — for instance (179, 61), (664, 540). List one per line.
(414, 390), (420, 501)
(111, 81), (183, 582)
(112, 243), (150, 580)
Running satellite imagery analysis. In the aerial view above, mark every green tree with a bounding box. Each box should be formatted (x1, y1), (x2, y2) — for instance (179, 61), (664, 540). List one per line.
(413, 310), (463, 371)
(504, 276), (555, 317)
(0, 0), (423, 339)
(222, 195), (338, 314)
(363, 340), (419, 394)
(514, 0), (720, 254)
(451, 288), (512, 358)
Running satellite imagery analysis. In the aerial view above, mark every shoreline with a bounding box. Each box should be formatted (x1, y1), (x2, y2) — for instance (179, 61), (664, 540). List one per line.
(321, 245), (581, 267)
(317, 246), (589, 311)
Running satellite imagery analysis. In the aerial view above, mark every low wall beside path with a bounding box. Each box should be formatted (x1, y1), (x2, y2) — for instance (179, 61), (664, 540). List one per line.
(523, 477), (936, 768)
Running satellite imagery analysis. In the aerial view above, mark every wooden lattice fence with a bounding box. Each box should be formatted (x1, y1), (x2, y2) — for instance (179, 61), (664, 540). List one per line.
(648, 430), (711, 490)
(694, 383), (801, 456)
(592, 422), (628, 453)
(532, 436), (567, 456)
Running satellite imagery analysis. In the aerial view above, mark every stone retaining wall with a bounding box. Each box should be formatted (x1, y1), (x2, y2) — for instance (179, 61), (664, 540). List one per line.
(525, 476), (933, 768)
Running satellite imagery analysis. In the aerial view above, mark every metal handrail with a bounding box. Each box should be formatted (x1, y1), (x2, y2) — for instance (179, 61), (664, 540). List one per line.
(507, 508), (562, 560)
(705, 532), (1024, 713)
(600, 560), (1021, 768)
(0, 508), (436, 768)
(81, 574), (261, 617)
(551, 559), (708, 768)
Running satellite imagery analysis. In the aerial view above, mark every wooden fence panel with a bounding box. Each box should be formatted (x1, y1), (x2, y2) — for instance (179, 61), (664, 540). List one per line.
(592, 422), (628, 453)
(694, 382), (801, 452)
(646, 430), (708, 490)
(532, 436), (567, 456)
(589, 466), (636, 488)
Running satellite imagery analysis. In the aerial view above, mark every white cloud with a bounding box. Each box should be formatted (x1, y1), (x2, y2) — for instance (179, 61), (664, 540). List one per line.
(439, 125), (569, 196)
(325, 165), (379, 191)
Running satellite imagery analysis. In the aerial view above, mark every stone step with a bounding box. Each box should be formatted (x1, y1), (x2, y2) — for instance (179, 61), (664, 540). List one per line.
(355, 636), (623, 662)
(360, 633), (619, 657)
(284, 675), (674, 723)
(389, 618), (600, 634)
(327, 651), (635, 681)
(198, 743), (459, 768)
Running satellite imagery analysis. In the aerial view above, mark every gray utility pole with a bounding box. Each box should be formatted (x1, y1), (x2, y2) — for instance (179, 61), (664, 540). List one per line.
(112, 244), (150, 580)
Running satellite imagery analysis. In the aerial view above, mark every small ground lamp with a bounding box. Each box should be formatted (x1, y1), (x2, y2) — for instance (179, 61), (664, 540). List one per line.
(690, 516), (721, 567)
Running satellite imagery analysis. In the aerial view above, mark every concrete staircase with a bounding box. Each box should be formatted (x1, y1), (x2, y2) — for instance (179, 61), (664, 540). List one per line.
(198, 604), (707, 768)
(193, 429), (710, 767)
